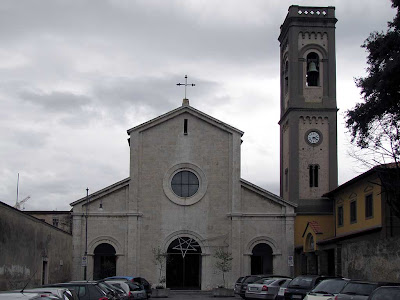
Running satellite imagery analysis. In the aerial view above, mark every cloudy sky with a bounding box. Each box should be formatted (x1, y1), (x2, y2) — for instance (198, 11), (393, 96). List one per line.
(0, 0), (395, 211)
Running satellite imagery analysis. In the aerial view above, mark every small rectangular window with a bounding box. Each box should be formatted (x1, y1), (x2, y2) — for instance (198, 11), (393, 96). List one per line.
(350, 200), (357, 223)
(338, 206), (343, 227)
(285, 168), (288, 192)
(53, 218), (59, 227)
(184, 119), (188, 135)
(365, 194), (373, 219)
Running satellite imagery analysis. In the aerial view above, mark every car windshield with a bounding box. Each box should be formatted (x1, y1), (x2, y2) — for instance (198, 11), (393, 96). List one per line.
(254, 279), (275, 285)
(371, 287), (400, 300)
(341, 282), (377, 296)
(126, 282), (142, 291)
(282, 280), (291, 287)
(289, 277), (314, 288)
(311, 279), (348, 294)
(244, 276), (261, 283)
(236, 277), (244, 283)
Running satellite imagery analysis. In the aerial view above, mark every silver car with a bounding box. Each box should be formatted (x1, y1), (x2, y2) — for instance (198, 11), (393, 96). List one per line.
(105, 280), (147, 299)
(245, 277), (292, 299)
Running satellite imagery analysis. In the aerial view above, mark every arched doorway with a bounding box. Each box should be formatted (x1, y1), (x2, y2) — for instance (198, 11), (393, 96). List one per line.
(93, 243), (116, 280)
(251, 243), (273, 275)
(166, 237), (202, 290)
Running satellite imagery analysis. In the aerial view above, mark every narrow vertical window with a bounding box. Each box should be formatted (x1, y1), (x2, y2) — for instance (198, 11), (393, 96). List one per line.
(350, 200), (357, 223)
(309, 164), (319, 187)
(42, 259), (48, 285)
(336, 246), (342, 276)
(314, 166), (318, 187)
(365, 194), (373, 218)
(337, 206), (343, 227)
(184, 119), (188, 135)
(285, 168), (288, 192)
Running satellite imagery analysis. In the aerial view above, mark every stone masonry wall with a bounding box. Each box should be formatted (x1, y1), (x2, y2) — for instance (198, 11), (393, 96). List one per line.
(342, 235), (400, 282)
(0, 202), (72, 291)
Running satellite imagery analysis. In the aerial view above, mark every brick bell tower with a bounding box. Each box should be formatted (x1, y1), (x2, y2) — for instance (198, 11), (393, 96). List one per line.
(278, 6), (338, 214)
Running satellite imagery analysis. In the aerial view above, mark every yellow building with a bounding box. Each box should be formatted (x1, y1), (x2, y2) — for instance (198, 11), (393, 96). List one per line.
(314, 164), (400, 281)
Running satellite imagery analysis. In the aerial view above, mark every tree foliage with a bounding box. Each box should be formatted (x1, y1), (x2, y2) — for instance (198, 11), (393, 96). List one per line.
(345, 0), (400, 165)
(346, 0), (400, 220)
(152, 246), (169, 287)
(214, 247), (233, 288)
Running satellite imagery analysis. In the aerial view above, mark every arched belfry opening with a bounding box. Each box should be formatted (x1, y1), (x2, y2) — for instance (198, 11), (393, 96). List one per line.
(306, 52), (320, 86)
(93, 243), (116, 280)
(166, 237), (202, 290)
(251, 243), (273, 275)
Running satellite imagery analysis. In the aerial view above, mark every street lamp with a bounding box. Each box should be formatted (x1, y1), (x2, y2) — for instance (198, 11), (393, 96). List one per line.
(84, 187), (89, 280)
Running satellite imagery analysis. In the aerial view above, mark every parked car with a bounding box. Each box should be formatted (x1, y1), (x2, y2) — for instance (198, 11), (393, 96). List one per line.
(276, 279), (292, 300)
(237, 275), (290, 299)
(245, 277), (292, 299)
(237, 275), (269, 299)
(105, 281), (147, 299)
(43, 281), (110, 300)
(0, 292), (61, 299)
(97, 281), (125, 300)
(367, 286), (400, 300)
(234, 277), (245, 295)
(336, 280), (399, 300)
(303, 278), (350, 300)
(284, 275), (336, 300)
(104, 277), (151, 298)
(22, 288), (76, 300)
(98, 282), (127, 300)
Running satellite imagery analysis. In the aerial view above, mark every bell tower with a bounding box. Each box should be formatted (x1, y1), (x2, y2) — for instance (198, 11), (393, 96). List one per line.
(278, 6), (338, 212)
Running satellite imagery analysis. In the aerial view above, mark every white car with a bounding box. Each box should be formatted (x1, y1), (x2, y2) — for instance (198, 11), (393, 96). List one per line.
(304, 278), (350, 300)
(21, 288), (75, 300)
(0, 292), (61, 299)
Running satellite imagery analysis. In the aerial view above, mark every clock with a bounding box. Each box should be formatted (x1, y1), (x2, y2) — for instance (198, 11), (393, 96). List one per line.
(307, 131), (321, 145)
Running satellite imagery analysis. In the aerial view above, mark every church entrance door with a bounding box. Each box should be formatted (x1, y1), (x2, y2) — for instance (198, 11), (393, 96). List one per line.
(251, 243), (273, 275)
(93, 243), (116, 280)
(166, 237), (202, 290)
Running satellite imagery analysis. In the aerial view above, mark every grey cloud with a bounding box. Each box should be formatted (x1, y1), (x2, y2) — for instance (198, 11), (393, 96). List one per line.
(19, 90), (92, 113)
(91, 75), (220, 121)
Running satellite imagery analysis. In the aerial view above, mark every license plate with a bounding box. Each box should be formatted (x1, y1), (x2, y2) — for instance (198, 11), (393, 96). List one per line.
(249, 287), (258, 291)
(292, 295), (302, 299)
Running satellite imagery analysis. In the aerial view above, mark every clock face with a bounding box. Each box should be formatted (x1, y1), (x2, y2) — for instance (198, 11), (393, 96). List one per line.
(307, 131), (320, 144)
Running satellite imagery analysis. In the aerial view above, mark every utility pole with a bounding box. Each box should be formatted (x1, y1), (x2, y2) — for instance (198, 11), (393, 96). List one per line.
(84, 188), (89, 280)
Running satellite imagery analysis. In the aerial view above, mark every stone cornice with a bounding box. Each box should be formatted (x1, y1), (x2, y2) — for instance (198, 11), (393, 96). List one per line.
(227, 213), (296, 218)
(72, 212), (143, 217)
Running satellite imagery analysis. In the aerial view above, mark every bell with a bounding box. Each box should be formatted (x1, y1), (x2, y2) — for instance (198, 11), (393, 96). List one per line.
(308, 61), (318, 73)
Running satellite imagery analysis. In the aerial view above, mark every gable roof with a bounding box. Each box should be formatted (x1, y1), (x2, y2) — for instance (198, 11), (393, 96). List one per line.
(127, 102), (244, 136)
(302, 221), (323, 237)
(240, 178), (297, 208)
(70, 177), (130, 207)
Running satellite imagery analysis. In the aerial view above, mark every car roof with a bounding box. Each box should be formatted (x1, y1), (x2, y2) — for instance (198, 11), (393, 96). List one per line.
(104, 276), (135, 280)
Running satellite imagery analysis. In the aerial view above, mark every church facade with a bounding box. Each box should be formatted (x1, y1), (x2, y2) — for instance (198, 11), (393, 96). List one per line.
(71, 101), (296, 289)
(70, 5), (339, 289)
